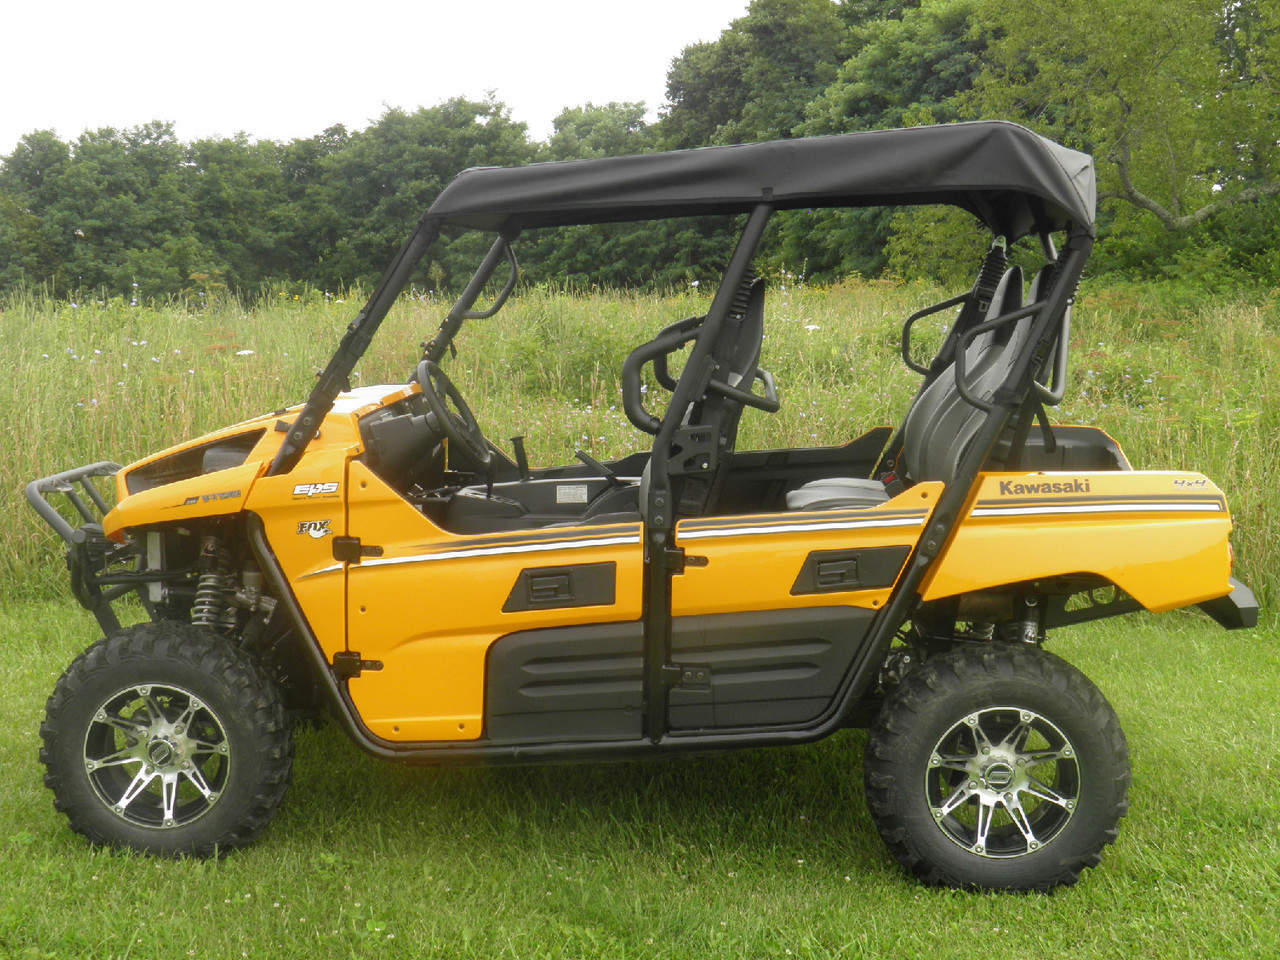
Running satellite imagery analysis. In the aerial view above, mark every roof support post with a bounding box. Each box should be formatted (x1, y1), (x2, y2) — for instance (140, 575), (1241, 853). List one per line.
(268, 216), (441, 476)
(642, 202), (773, 743)
(423, 231), (519, 364)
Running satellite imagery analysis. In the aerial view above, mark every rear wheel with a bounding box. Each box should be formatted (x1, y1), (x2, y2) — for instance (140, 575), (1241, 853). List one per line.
(864, 643), (1129, 890)
(40, 622), (293, 857)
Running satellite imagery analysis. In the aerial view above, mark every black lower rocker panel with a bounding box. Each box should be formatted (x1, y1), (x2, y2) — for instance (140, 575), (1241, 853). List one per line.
(484, 606), (875, 742)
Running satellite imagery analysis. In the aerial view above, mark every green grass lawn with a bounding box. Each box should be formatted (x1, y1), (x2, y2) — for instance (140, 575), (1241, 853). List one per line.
(3, 602), (1276, 959)
(4, 281), (1276, 956)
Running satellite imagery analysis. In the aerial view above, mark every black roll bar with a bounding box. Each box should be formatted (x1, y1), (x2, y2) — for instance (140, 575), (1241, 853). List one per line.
(268, 216), (442, 476)
(900, 293), (970, 375)
(642, 202), (773, 744)
(422, 232), (520, 365)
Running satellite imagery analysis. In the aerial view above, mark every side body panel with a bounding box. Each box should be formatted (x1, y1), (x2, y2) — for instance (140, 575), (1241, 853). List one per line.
(342, 461), (644, 742)
(923, 471), (1234, 609)
(670, 483), (941, 617)
(245, 446), (353, 664)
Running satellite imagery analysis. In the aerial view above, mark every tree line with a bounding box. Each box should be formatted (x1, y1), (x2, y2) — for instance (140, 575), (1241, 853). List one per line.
(2, 0), (1276, 300)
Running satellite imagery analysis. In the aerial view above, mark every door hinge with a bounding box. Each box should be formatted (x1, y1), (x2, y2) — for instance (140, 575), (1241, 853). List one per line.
(332, 650), (384, 679)
(332, 536), (384, 563)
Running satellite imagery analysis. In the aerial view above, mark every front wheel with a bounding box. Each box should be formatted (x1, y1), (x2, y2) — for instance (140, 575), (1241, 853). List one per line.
(864, 643), (1130, 890)
(40, 623), (294, 857)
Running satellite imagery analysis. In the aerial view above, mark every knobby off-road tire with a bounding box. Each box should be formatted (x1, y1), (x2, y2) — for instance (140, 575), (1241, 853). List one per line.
(864, 643), (1130, 891)
(40, 622), (294, 857)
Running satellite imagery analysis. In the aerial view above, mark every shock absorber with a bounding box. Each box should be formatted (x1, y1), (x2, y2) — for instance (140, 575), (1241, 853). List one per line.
(999, 594), (1043, 644)
(191, 534), (232, 627)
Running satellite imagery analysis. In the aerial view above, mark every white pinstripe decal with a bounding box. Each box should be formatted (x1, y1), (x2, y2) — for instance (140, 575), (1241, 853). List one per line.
(677, 516), (925, 541)
(971, 502), (1223, 518)
(302, 533), (642, 578)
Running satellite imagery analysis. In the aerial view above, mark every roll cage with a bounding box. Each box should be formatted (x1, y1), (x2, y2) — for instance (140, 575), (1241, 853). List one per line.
(265, 120), (1097, 745)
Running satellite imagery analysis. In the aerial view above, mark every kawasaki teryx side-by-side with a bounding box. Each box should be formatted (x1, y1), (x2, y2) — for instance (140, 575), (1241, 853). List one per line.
(28, 121), (1256, 890)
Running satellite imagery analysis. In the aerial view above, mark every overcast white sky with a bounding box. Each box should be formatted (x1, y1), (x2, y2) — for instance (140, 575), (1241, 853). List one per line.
(2, 0), (749, 156)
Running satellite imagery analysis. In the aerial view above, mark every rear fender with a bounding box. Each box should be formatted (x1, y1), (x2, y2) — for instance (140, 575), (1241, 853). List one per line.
(922, 471), (1235, 613)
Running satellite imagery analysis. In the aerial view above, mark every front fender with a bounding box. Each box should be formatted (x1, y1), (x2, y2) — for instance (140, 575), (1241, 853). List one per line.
(103, 460), (267, 540)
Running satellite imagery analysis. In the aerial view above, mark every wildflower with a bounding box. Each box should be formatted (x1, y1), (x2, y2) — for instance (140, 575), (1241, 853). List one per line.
(804, 324), (820, 332)
(235, 350), (255, 357)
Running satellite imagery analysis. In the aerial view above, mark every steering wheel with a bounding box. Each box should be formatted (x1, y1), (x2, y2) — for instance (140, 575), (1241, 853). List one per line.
(414, 360), (493, 472)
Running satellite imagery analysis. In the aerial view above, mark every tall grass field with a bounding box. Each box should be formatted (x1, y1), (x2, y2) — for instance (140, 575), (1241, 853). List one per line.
(2, 280), (1277, 957)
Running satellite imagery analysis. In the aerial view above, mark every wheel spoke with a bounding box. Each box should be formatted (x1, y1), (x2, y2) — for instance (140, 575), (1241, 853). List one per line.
(183, 764), (215, 799)
(1003, 793), (1039, 849)
(935, 752), (974, 775)
(936, 784), (973, 818)
(159, 772), (179, 822)
(1022, 747), (1068, 766)
(998, 720), (1033, 752)
(969, 718), (996, 754)
(99, 713), (148, 737)
(185, 736), (222, 756)
(94, 747), (143, 768)
(116, 766), (158, 811)
(972, 796), (996, 851)
(143, 691), (170, 723)
(172, 696), (205, 734)
(1021, 775), (1072, 809)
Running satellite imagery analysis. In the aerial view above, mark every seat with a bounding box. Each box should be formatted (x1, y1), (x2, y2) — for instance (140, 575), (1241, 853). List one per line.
(786, 267), (1026, 510)
(785, 476), (890, 511)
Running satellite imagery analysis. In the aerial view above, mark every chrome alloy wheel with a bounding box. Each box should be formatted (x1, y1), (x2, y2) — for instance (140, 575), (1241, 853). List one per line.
(82, 683), (230, 829)
(926, 706), (1079, 858)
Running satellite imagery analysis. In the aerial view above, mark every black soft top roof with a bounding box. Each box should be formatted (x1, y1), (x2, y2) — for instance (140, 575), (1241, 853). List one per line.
(425, 121), (1096, 240)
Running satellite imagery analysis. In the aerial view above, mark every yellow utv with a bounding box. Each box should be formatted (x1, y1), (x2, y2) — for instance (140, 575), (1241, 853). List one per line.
(28, 121), (1256, 891)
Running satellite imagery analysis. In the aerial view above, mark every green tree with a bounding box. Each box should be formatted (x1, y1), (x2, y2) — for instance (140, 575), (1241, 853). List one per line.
(775, 0), (984, 281)
(547, 102), (657, 160)
(804, 0), (983, 134)
(0, 189), (57, 289)
(187, 135), (298, 291)
(3, 122), (200, 296)
(661, 0), (848, 148)
(0, 132), (70, 289)
(971, 0), (1280, 232)
(313, 98), (536, 291)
